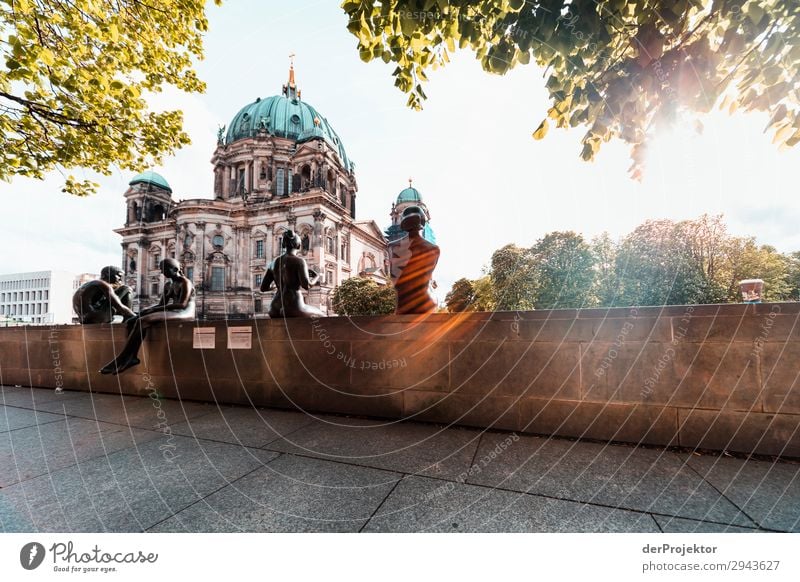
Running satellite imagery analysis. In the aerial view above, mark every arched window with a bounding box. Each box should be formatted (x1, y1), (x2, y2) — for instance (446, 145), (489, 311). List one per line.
(213, 235), (225, 248)
(301, 234), (310, 253)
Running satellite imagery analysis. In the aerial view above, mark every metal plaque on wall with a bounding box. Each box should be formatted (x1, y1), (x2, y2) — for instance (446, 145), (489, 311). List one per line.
(193, 327), (216, 349)
(227, 326), (252, 349)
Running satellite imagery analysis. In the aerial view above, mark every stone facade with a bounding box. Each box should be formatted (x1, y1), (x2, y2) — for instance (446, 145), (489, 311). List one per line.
(115, 67), (389, 318)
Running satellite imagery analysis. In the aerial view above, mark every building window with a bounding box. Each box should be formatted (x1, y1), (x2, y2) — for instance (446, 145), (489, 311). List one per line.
(276, 168), (285, 196)
(255, 240), (264, 258)
(213, 235), (225, 248)
(327, 236), (335, 255)
(237, 168), (246, 194)
(301, 234), (310, 254)
(186, 266), (194, 281)
(326, 269), (335, 286)
(211, 267), (225, 291)
(44, 290), (49, 300)
(254, 274), (263, 288)
(37, 290), (42, 300)
(151, 252), (160, 270)
(44, 302), (48, 312)
(151, 282), (159, 297)
(254, 298), (262, 313)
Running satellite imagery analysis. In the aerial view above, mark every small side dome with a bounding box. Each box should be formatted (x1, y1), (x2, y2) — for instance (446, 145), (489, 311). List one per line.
(397, 186), (422, 203)
(129, 170), (172, 194)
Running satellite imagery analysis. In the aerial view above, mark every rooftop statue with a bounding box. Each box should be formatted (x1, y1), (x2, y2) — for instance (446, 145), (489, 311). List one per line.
(391, 205), (440, 314)
(261, 230), (324, 317)
(73, 266), (135, 324)
(100, 258), (195, 375)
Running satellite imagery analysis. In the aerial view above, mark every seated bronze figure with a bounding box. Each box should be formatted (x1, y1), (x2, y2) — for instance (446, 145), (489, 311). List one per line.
(73, 266), (135, 324)
(260, 230), (323, 317)
(100, 258), (195, 375)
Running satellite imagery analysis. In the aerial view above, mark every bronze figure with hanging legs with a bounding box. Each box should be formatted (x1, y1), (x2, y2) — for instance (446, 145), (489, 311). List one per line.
(100, 258), (195, 375)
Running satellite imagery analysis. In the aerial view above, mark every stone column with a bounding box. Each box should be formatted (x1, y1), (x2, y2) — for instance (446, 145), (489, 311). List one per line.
(235, 225), (250, 288)
(135, 238), (145, 306)
(265, 223), (275, 260)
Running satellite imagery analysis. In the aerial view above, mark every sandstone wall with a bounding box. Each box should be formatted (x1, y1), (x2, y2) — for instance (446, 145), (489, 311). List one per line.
(2, 303), (798, 456)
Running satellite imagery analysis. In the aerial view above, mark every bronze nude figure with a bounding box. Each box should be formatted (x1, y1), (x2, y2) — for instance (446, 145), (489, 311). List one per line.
(100, 258), (195, 375)
(73, 266), (135, 324)
(260, 230), (324, 317)
(391, 206), (440, 314)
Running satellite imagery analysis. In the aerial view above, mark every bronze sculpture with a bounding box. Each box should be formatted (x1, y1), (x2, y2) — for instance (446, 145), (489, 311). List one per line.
(73, 266), (135, 324)
(391, 206), (440, 314)
(100, 258), (195, 375)
(260, 230), (324, 317)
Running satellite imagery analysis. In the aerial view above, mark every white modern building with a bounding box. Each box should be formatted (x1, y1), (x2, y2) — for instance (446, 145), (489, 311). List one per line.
(0, 270), (76, 325)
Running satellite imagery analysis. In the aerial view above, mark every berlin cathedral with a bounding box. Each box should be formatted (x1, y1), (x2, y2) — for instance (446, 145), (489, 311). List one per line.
(115, 63), (434, 317)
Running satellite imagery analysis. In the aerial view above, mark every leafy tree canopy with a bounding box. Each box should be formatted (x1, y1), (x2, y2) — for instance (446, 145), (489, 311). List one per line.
(343, 0), (800, 177)
(1, 0), (219, 196)
(332, 277), (397, 315)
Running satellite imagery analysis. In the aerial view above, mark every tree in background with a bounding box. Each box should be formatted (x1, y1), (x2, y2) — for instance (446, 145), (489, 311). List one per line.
(445, 277), (475, 312)
(343, 0), (800, 178)
(332, 277), (396, 315)
(614, 219), (710, 306)
(471, 275), (496, 311)
(445, 274), (497, 312)
(591, 232), (619, 307)
(786, 252), (800, 302)
(530, 231), (595, 308)
(1, 0), (219, 195)
(725, 239), (792, 302)
(473, 214), (795, 310)
(490, 243), (537, 310)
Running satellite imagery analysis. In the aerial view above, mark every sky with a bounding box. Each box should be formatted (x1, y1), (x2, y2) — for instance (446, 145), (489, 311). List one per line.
(2, 0), (800, 299)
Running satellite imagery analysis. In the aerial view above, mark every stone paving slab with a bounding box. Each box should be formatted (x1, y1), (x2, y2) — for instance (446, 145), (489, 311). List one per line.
(653, 515), (762, 533)
(0, 386), (85, 409)
(0, 436), (277, 532)
(3, 387), (798, 533)
(688, 455), (800, 532)
(466, 433), (757, 527)
(0, 415), (160, 487)
(150, 454), (400, 533)
(264, 416), (480, 481)
(0, 406), (64, 433)
(362, 475), (660, 533)
(169, 406), (316, 448)
(36, 392), (216, 430)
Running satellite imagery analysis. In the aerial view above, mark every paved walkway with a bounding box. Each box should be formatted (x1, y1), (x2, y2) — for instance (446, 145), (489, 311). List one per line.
(1, 386), (798, 533)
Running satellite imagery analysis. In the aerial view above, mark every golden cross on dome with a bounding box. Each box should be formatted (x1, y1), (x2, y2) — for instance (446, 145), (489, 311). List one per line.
(288, 52), (296, 87)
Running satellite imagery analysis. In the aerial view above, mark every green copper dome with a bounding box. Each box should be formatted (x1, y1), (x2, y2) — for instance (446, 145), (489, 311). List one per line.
(225, 92), (353, 172)
(397, 186), (422, 203)
(129, 170), (172, 193)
